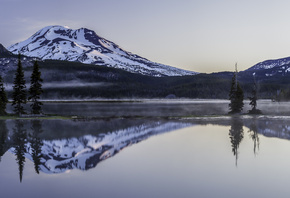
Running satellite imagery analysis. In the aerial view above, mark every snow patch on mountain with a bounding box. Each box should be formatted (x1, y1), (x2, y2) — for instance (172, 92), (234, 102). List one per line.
(247, 57), (290, 71)
(8, 25), (197, 77)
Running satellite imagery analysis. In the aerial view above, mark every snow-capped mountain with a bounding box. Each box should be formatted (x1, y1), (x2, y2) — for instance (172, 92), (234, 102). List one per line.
(8, 25), (197, 77)
(247, 57), (290, 71)
(242, 56), (290, 77)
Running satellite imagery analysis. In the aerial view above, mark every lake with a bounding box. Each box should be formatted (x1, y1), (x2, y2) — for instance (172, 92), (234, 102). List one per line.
(2, 100), (290, 198)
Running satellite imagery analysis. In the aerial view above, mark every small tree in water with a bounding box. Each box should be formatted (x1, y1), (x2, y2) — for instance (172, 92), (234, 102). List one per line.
(29, 61), (43, 114)
(229, 64), (244, 114)
(0, 74), (8, 115)
(12, 54), (27, 116)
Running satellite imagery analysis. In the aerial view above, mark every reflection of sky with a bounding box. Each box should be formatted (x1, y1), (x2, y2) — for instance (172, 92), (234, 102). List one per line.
(2, 125), (290, 197)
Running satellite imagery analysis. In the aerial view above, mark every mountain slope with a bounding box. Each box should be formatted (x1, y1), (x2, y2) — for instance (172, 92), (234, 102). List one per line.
(241, 56), (290, 80)
(247, 57), (290, 71)
(8, 25), (197, 77)
(0, 43), (14, 58)
(0, 43), (35, 74)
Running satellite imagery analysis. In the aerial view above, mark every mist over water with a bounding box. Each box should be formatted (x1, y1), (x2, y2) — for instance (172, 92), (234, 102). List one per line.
(5, 99), (290, 117)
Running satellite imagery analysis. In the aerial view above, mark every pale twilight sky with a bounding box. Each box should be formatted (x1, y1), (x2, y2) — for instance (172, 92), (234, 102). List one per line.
(1, 0), (290, 73)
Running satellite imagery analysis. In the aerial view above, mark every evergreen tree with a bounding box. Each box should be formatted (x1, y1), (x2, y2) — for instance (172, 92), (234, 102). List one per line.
(0, 74), (8, 115)
(12, 54), (27, 115)
(236, 83), (244, 111)
(248, 78), (262, 114)
(228, 65), (244, 114)
(28, 61), (43, 114)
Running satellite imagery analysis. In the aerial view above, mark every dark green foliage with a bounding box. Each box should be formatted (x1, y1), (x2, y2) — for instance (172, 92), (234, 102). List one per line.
(0, 74), (8, 115)
(12, 60), (232, 99)
(5, 58), (290, 100)
(273, 88), (290, 102)
(12, 54), (27, 115)
(29, 61), (43, 114)
(0, 59), (234, 99)
(229, 73), (244, 114)
(239, 68), (290, 100)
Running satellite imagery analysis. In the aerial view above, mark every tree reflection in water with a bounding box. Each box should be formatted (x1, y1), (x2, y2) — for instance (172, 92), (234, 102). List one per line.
(0, 116), (284, 183)
(0, 120), (8, 162)
(248, 117), (259, 155)
(29, 120), (43, 174)
(12, 120), (27, 183)
(228, 118), (244, 166)
(11, 120), (44, 182)
(228, 117), (261, 166)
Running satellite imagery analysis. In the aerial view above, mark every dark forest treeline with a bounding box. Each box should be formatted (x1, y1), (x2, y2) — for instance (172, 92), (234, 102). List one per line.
(2, 59), (290, 99)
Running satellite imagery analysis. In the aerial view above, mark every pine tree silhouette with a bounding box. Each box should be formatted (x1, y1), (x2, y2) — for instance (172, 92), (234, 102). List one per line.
(229, 64), (244, 114)
(12, 54), (27, 115)
(29, 61), (43, 114)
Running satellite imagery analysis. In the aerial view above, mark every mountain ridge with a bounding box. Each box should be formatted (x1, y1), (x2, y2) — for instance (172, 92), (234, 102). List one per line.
(247, 56), (290, 71)
(0, 43), (15, 58)
(7, 25), (197, 77)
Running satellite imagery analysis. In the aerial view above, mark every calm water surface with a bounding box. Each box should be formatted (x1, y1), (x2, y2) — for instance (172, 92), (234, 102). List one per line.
(2, 100), (290, 198)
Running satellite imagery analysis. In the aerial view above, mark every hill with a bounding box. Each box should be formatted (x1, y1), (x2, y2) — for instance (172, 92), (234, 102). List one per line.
(8, 25), (197, 77)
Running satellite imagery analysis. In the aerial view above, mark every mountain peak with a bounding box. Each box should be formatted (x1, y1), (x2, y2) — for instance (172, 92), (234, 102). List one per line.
(0, 43), (14, 58)
(8, 26), (197, 77)
(0, 43), (8, 53)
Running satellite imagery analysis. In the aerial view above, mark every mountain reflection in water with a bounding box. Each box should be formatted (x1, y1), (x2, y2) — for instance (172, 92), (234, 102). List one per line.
(1, 116), (290, 182)
(0, 119), (192, 181)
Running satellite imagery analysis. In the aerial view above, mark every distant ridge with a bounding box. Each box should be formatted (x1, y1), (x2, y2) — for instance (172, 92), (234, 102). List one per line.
(8, 25), (197, 77)
(247, 57), (290, 71)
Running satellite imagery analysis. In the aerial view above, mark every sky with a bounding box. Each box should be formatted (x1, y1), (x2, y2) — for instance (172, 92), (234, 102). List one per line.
(1, 0), (290, 73)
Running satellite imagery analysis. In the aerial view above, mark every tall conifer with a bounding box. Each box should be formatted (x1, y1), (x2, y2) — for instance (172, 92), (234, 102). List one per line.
(29, 61), (43, 114)
(229, 64), (244, 114)
(12, 54), (27, 115)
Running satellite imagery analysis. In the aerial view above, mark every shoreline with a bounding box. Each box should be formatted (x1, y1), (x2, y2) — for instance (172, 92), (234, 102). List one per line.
(7, 98), (273, 103)
(1, 113), (290, 121)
